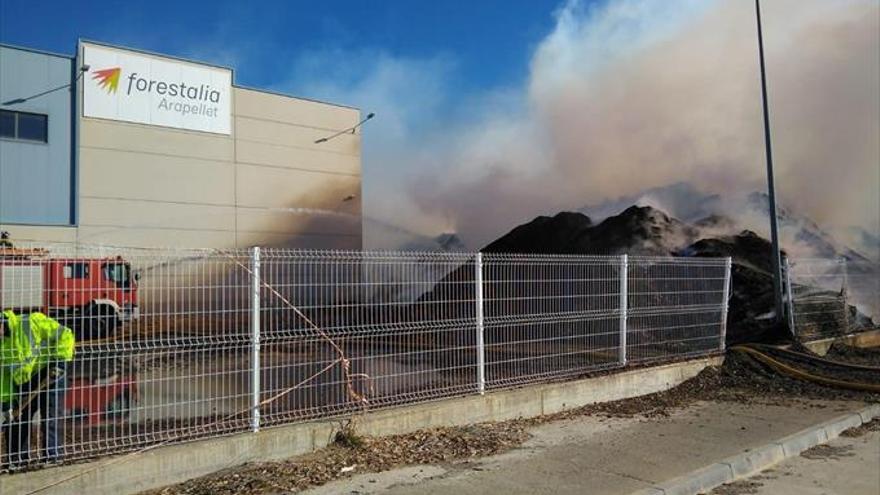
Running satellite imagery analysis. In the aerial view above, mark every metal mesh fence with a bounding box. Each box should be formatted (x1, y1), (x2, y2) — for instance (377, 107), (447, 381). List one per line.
(627, 257), (731, 364)
(845, 259), (880, 330)
(482, 254), (622, 388)
(0, 243), (730, 472)
(786, 257), (880, 340)
(257, 250), (479, 425)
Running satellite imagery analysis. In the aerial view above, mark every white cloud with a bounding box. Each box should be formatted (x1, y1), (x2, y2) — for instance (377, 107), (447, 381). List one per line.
(279, 0), (879, 251)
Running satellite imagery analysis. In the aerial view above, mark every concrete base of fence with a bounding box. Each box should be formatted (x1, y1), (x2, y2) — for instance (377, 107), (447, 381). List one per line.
(799, 328), (880, 355)
(1, 356), (722, 495)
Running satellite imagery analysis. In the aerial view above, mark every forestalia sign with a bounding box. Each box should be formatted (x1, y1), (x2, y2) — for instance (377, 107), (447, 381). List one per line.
(82, 43), (232, 135)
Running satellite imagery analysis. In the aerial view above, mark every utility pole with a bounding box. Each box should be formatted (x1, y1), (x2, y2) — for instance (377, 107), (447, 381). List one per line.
(755, 0), (785, 327)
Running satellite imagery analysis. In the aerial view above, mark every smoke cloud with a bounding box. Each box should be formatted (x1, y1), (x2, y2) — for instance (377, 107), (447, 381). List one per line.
(289, 0), (879, 252)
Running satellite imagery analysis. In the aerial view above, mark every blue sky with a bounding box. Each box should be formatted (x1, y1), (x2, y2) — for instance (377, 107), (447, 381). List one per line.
(0, 0), (565, 100)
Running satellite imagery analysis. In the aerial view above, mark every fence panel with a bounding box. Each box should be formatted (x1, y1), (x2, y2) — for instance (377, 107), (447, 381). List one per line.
(626, 257), (730, 364)
(843, 258), (880, 331)
(0, 244), (254, 470)
(256, 250), (478, 426)
(0, 243), (729, 473)
(787, 257), (879, 340)
(482, 254), (623, 388)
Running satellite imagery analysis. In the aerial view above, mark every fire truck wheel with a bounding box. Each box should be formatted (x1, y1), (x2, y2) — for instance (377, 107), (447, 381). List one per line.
(82, 304), (119, 340)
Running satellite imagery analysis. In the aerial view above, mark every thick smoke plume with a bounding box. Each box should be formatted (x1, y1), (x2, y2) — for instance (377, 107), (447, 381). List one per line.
(396, 0), (879, 252)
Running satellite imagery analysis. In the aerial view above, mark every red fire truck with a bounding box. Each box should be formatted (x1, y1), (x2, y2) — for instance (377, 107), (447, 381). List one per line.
(0, 248), (139, 337)
(0, 247), (139, 423)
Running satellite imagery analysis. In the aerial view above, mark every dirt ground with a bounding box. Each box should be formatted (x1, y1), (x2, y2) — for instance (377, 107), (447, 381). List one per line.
(823, 342), (880, 367)
(141, 344), (880, 495)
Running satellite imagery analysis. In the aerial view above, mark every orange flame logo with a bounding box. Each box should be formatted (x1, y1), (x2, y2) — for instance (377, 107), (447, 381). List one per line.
(92, 67), (121, 94)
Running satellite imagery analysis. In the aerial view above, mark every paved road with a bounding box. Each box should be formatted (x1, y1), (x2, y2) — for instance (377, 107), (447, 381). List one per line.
(711, 421), (880, 495)
(303, 399), (869, 495)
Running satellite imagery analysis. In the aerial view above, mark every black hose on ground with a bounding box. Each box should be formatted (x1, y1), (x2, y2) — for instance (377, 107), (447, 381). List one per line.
(748, 343), (880, 372)
(730, 344), (880, 393)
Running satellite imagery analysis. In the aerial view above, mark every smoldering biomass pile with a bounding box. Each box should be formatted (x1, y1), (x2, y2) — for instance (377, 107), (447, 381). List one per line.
(479, 205), (875, 345)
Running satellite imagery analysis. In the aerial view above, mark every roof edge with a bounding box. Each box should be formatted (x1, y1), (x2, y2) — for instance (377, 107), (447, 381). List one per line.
(78, 38), (234, 73)
(0, 42), (74, 60)
(233, 84), (359, 111)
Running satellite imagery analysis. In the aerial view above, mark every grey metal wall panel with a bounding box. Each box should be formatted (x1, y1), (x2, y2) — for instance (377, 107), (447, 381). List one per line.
(0, 45), (73, 225)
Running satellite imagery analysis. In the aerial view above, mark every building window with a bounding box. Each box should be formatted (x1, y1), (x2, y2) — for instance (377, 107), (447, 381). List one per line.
(0, 110), (48, 142)
(63, 263), (90, 279)
(0, 111), (14, 137)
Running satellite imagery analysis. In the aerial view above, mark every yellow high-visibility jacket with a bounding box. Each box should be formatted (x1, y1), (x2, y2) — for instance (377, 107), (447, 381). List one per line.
(0, 310), (75, 404)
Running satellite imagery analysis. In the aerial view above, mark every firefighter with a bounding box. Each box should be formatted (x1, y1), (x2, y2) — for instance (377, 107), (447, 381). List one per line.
(0, 231), (11, 249)
(0, 310), (75, 468)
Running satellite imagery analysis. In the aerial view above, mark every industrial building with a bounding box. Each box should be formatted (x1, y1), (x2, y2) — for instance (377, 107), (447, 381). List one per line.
(0, 40), (362, 249)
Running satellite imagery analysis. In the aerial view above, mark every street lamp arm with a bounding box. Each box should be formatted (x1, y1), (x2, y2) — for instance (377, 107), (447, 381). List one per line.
(1, 65), (89, 106)
(314, 112), (375, 144)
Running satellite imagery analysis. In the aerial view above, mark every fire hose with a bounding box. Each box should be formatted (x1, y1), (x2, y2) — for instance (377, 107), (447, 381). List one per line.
(746, 343), (880, 372)
(729, 344), (880, 393)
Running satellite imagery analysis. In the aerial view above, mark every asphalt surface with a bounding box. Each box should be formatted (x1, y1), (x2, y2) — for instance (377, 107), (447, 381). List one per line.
(711, 421), (880, 495)
(301, 399), (869, 495)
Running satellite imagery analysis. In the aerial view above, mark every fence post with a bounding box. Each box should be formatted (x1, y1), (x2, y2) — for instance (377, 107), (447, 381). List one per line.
(475, 252), (486, 395)
(619, 254), (628, 366)
(784, 257), (795, 337)
(720, 257), (732, 350)
(840, 257), (849, 331)
(250, 246), (261, 432)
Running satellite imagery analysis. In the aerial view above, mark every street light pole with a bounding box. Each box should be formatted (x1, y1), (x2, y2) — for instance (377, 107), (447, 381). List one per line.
(755, 0), (785, 327)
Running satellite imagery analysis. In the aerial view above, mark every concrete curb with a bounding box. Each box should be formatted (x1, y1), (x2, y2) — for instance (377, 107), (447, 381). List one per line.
(629, 402), (880, 495)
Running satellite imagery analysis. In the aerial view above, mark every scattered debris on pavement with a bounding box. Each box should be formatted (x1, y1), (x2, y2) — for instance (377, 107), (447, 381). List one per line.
(799, 443), (855, 460)
(840, 418), (880, 438)
(709, 477), (767, 495)
(146, 422), (530, 495)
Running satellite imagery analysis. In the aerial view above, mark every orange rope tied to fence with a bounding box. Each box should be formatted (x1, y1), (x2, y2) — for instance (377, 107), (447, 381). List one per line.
(23, 251), (374, 495)
(223, 252), (373, 407)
